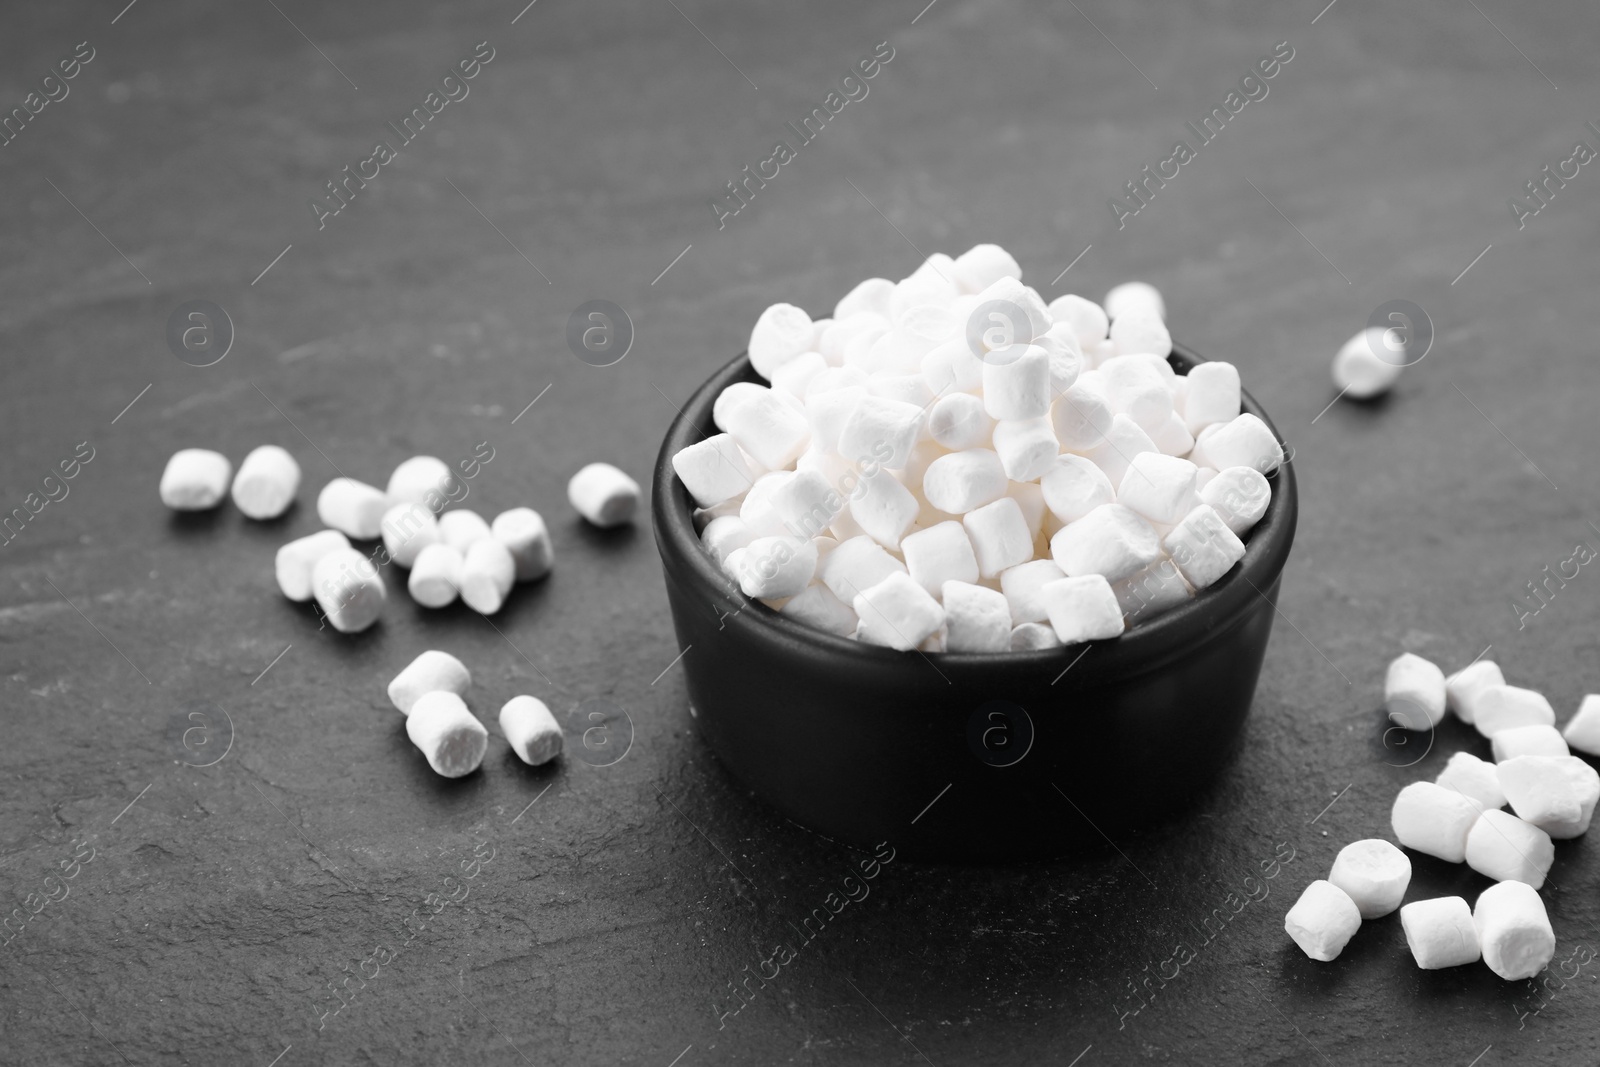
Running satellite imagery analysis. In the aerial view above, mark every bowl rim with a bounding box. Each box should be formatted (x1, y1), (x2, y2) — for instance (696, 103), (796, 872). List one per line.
(652, 341), (1298, 681)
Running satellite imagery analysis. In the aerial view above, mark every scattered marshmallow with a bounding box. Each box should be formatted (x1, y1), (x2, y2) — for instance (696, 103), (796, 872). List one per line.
(500, 695), (563, 766)
(160, 449), (232, 511)
(1332, 327), (1404, 400)
(1563, 694), (1600, 755)
(1435, 751), (1506, 811)
(1328, 839), (1411, 919)
(388, 650), (470, 715)
(1445, 659), (1505, 724)
(312, 547), (385, 633)
(852, 571), (945, 651)
(439, 509), (492, 553)
(1497, 755), (1600, 839)
(1399, 897), (1480, 970)
(1385, 652), (1447, 731)
(460, 539), (516, 614)
(1040, 574), (1125, 643)
(1473, 880), (1555, 981)
(1491, 724), (1569, 762)
(568, 462), (640, 528)
(381, 503), (442, 568)
(386, 456), (453, 511)
(1284, 880), (1362, 962)
(1391, 781), (1480, 862)
(275, 530), (351, 601)
(1474, 685), (1556, 738)
(942, 581), (1012, 652)
(491, 508), (553, 581)
(1464, 809), (1554, 889)
(317, 477), (388, 539)
(408, 544), (464, 608)
(231, 445), (300, 519)
(406, 691), (488, 778)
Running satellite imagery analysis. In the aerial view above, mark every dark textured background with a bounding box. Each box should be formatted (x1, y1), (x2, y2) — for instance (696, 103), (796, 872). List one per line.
(3, 0), (1599, 1063)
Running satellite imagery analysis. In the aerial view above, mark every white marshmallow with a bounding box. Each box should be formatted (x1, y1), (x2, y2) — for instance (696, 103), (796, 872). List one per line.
(1385, 652), (1448, 731)
(1563, 694), (1600, 755)
(500, 695), (563, 766)
(1465, 809), (1555, 889)
(1445, 660), (1505, 724)
(1051, 503), (1162, 583)
(1051, 379), (1115, 452)
(1104, 281), (1165, 323)
(928, 393), (994, 450)
(973, 276), (1051, 344)
(1033, 323), (1084, 393)
(386, 455), (455, 511)
(1492, 724), (1569, 762)
(159, 448), (232, 511)
(1046, 294), (1109, 349)
(839, 395), (924, 470)
(672, 434), (758, 507)
(1118, 454), (1199, 526)
(1198, 466), (1271, 538)
(1473, 880), (1555, 981)
(1108, 314), (1172, 359)
(1009, 481), (1047, 540)
(989, 417), (1057, 482)
(1099, 354), (1173, 431)
(568, 462), (640, 528)
(311, 547), (385, 633)
(1084, 414), (1158, 487)
(700, 515), (754, 566)
(1332, 327), (1404, 400)
(963, 497), (1034, 578)
(780, 583), (857, 636)
(1328, 839), (1411, 919)
(1162, 505), (1246, 591)
(1190, 414), (1283, 475)
(1041, 454), (1115, 524)
(1010, 622), (1062, 650)
(317, 477), (388, 539)
(1399, 897), (1481, 970)
(491, 508), (553, 581)
(834, 277), (895, 321)
(999, 558), (1065, 624)
(1112, 558), (1193, 621)
(817, 536), (906, 602)
(1283, 880), (1361, 962)
(748, 303), (814, 380)
(1040, 574), (1125, 643)
(804, 386), (867, 455)
(1391, 781), (1481, 862)
(848, 469), (919, 548)
(1474, 685), (1557, 737)
(867, 372), (934, 408)
(275, 529), (352, 601)
(770, 351), (829, 397)
(1150, 411), (1196, 457)
(951, 243), (1021, 294)
(852, 571), (945, 651)
(768, 469), (846, 541)
(438, 509), (492, 553)
(457, 539), (515, 614)
(1435, 752), (1506, 811)
(408, 543), (464, 608)
(388, 649), (470, 715)
(922, 449), (1008, 515)
(406, 691), (487, 778)
(890, 275), (958, 324)
(717, 386), (811, 470)
(981, 344), (1052, 421)
(231, 445), (300, 519)
(731, 536), (817, 599)
(1497, 755), (1600, 839)
(381, 503), (442, 568)
(901, 521), (979, 595)
(941, 581), (1012, 652)
(1182, 362), (1241, 435)
(921, 337), (984, 396)
(818, 316), (878, 366)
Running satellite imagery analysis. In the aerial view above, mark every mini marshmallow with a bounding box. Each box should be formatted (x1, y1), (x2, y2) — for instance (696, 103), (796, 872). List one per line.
(1473, 880), (1555, 981)
(1104, 281), (1165, 323)
(1099, 354), (1173, 431)
(1328, 839), (1411, 919)
(438, 509), (492, 553)
(1492, 724), (1569, 762)
(1563, 694), (1600, 755)
(952, 243), (1021, 294)
(312, 547), (385, 633)
(388, 649), (470, 715)
(387, 455), (454, 511)
(1182, 362), (1241, 435)
(922, 449), (1008, 515)
(460, 539), (516, 614)
(1446, 659), (1506, 724)
(868, 373), (935, 408)
(749, 303), (814, 380)
(839, 395), (924, 470)
(981, 344), (1052, 421)
(1118, 454), (1199, 526)
(159, 448), (232, 511)
(1283, 880), (1361, 962)
(1386, 652), (1448, 731)
(1083, 414), (1158, 487)
(1474, 685), (1556, 738)
(852, 571), (945, 651)
(973, 276), (1051, 344)
(408, 543), (464, 608)
(1051, 503), (1162, 583)
(834, 277), (895, 321)
(1465, 809), (1555, 889)
(1113, 559), (1193, 621)
(717, 386), (811, 470)
(1041, 454), (1115, 524)
(901, 522), (979, 596)
(275, 529), (352, 601)
(1391, 781), (1481, 862)
(732, 536), (817, 599)
(1033, 324), (1084, 395)
(942, 581), (1012, 652)
(1435, 751), (1506, 811)
(381, 503), (442, 568)
(491, 508), (553, 581)
(231, 445), (300, 519)
(672, 434), (758, 507)
(768, 469), (846, 541)
(317, 477), (388, 539)
(771, 351), (828, 397)
(406, 691), (487, 778)
(1010, 622), (1061, 649)
(1162, 504), (1246, 590)
(780, 583), (857, 636)
(1040, 574), (1125, 643)
(991, 417), (1058, 481)
(1046, 294), (1109, 349)
(1399, 897), (1481, 970)
(928, 393), (995, 450)
(963, 497), (1034, 578)
(1000, 558), (1065, 624)
(1149, 412), (1195, 457)
(1190, 414), (1283, 475)
(1051, 379), (1115, 451)
(848, 469), (919, 548)
(818, 536), (906, 602)
(1198, 466), (1271, 538)
(921, 338), (984, 396)
(1108, 314), (1172, 359)
(1497, 755), (1600, 839)
(1332, 327), (1404, 400)
(568, 462), (640, 528)
(1009, 481), (1047, 540)
(500, 695), (563, 766)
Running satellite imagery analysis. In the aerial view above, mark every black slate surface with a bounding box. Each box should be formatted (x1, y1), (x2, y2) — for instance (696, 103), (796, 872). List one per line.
(3, 0), (1600, 1063)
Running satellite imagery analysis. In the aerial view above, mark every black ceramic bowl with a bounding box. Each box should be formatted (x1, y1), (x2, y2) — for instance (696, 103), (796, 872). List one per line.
(652, 343), (1298, 862)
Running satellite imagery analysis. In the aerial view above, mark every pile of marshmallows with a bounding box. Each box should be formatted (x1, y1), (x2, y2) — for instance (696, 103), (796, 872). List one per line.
(389, 650), (562, 778)
(671, 246), (1283, 652)
(158, 445), (641, 632)
(1284, 653), (1600, 980)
